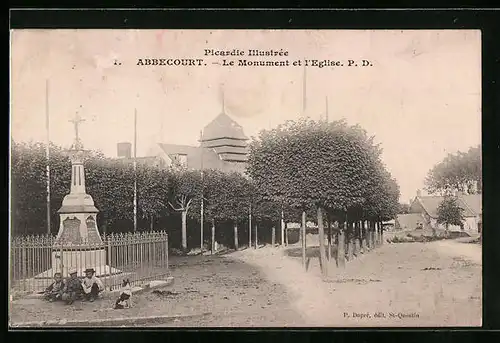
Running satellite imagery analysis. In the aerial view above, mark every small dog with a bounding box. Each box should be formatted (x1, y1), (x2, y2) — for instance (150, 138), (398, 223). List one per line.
(114, 279), (132, 309)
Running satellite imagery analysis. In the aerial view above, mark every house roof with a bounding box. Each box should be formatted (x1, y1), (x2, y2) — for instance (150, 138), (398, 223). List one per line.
(201, 112), (249, 142)
(458, 193), (482, 216)
(396, 213), (425, 230)
(416, 196), (444, 218)
(415, 193), (481, 218)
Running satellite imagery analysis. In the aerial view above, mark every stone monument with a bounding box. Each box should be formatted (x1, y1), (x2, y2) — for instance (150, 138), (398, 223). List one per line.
(36, 112), (121, 280)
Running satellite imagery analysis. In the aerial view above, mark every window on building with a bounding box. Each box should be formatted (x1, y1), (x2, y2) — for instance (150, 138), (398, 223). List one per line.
(178, 154), (187, 166)
(171, 154), (188, 168)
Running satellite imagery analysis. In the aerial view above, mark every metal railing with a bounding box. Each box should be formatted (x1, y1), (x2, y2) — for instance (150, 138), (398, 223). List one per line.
(10, 231), (169, 295)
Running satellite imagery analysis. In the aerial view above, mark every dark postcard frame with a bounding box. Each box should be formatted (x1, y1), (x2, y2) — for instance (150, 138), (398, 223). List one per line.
(7, 7), (500, 342)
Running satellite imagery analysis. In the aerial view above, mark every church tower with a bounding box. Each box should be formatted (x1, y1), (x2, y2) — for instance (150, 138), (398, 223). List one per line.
(200, 86), (249, 163)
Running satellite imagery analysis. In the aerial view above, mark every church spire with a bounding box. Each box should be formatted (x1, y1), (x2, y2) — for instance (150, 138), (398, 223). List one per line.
(220, 83), (225, 114)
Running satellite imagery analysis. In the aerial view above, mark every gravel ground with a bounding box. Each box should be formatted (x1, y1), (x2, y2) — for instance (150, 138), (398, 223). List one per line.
(9, 253), (304, 327)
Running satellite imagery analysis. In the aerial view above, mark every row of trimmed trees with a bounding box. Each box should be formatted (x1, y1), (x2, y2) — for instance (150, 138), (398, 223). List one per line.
(247, 118), (400, 276)
(11, 118), (401, 273)
(11, 141), (293, 249)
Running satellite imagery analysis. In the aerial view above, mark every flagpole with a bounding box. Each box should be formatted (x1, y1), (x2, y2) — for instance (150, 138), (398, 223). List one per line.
(200, 129), (204, 253)
(302, 63), (307, 117)
(45, 79), (51, 235)
(325, 96), (329, 122)
(133, 109), (138, 232)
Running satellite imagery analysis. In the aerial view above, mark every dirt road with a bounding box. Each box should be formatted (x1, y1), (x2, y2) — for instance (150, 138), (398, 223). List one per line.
(233, 239), (482, 327)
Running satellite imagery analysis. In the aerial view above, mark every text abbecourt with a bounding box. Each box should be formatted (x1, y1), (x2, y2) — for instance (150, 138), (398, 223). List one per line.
(137, 58), (205, 66)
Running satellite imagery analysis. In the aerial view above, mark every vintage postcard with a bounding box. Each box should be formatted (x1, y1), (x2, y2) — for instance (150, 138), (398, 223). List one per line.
(9, 29), (482, 327)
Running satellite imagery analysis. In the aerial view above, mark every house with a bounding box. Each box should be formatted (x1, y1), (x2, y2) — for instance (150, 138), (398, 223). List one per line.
(408, 189), (482, 235)
(116, 111), (249, 175)
(395, 213), (432, 236)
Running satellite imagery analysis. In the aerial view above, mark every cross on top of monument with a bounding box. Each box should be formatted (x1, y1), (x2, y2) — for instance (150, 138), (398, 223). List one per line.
(69, 111), (85, 150)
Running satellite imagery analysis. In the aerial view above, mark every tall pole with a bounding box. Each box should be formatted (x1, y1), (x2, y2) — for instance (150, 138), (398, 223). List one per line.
(45, 79), (51, 235)
(325, 96), (329, 122)
(248, 204), (252, 249)
(302, 63), (307, 117)
(133, 109), (138, 232)
(200, 130), (204, 253)
(220, 83), (225, 113)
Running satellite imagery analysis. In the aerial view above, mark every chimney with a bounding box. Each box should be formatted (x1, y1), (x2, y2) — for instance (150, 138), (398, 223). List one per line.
(416, 189), (422, 197)
(117, 142), (132, 159)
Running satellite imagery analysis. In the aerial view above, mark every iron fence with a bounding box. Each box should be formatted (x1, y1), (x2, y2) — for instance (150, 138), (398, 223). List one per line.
(10, 231), (169, 295)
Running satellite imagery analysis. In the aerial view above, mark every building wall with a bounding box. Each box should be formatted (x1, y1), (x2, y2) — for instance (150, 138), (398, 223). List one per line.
(463, 216), (479, 233)
(433, 217), (478, 234)
(146, 144), (173, 168)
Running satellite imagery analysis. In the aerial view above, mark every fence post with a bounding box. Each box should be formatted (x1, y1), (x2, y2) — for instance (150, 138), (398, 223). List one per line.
(106, 235), (112, 290)
(59, 244), (64, 276)
(165, 233), (169, 270)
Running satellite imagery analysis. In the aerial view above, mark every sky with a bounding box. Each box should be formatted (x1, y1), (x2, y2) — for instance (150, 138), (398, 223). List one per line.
(10, 29), (481, 203)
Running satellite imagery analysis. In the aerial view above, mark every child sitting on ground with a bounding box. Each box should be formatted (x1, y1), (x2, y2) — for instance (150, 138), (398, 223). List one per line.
(114, 279), (132, 309)
(43, 272), (65, 302)
(62, 268), (83, 305)
(81, 268), (104, 302)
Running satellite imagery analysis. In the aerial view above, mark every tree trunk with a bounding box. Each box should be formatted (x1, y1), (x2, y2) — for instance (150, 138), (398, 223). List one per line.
(380, 221), (384, 245)
(150, 214), (154, 231)
(211, 219), (215, 254)
(317, 207), (327, 277)
(285, 223), (289, 246)
(371, 222), (376, 248)
(181, 210), (187, 250)
(337, 221), (346, 268)
(281, 210), (285, 246)
(361, 221), (367, 252)
(327, 218), (332, 261)
(347, 222), (354, 261)
(301, 211), (307, 269)
(248, 208), (252, 249)
(271, 226), (276, 247)
(378, 222), (383, 246)
(234, 221), (238, 250)
(254, 223), (258, 249)
(365, 221), (369, 249)
(367, 221), (373, 250)
(354, 221), (361, 256)
(371, 221), (376, 249)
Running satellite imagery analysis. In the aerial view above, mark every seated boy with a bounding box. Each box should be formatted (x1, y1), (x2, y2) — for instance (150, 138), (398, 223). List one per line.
(81, 268), (104, 302)
(62, 268), (83, 305)
(43, 272), (65, 302)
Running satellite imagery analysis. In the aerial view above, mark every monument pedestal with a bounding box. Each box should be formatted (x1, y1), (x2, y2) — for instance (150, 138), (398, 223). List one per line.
(50, 248), (121, 277)
(35, 248), (121, 279)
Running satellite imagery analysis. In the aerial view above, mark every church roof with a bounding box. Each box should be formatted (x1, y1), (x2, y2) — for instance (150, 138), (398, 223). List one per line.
(201, 112), (249, 142)
(158, 143), (247, 174)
